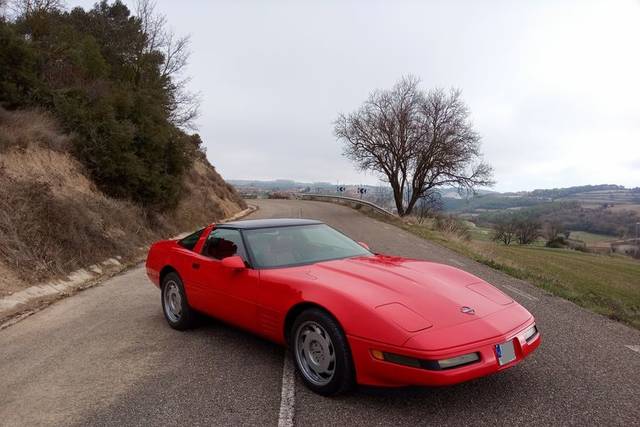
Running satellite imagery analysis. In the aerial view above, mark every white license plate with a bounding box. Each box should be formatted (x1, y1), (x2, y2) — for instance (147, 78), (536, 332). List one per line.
(496, 340), (517, 366)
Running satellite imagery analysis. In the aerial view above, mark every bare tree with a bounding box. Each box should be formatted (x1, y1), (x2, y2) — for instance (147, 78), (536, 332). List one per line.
(335, 76), (493, 216)
(135, 0), (199, 129)
(165, 71), (200, 129)
(542, 221), (564, 244)
(9, 0), (63, 16)
(136, 0), (165, 52)
(515, 218), (539, 245)
(491, 217), (517, 245)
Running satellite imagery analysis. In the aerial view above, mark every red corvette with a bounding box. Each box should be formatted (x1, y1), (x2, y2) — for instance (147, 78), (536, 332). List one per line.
(146, 218), (540, 395)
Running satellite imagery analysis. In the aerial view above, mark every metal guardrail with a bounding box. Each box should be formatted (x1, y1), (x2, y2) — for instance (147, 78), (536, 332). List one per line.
(294, 193), (397, 217)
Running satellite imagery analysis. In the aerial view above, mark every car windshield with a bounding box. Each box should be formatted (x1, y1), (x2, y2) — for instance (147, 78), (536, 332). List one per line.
(243, 224), (372, 268)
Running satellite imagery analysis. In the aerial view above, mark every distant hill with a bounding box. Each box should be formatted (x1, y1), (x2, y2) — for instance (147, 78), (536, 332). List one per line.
(444, 184), (640, 213)
(230, 179), (496, 197)
(229, 179), (333, 191)
(232, 179), (640, 217)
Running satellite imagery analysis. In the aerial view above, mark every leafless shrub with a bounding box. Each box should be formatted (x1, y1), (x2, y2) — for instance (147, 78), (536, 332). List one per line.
(434, 214), (471, 241)
(542, 221), (564, 244)
(0, 107), (70, 152)
(268, 191), (292, 200)
(491, 218), (517, 245)
(415, 192), (443, 224)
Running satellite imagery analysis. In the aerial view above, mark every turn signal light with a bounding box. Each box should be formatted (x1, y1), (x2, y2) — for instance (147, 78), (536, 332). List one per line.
(371, 350), (385, 360)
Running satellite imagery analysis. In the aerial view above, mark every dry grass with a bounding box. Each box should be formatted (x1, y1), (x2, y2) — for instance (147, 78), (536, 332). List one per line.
(0, 108), (245, 294)
(0, 173), (157, 283)
(0, 107), (70, 153)
(171, 152), (247, 229)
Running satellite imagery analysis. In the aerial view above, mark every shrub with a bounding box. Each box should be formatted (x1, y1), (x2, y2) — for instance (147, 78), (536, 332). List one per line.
(0, 4), (200, 210)
(546, 236), (567, 248)
(435, 214), (471, 241)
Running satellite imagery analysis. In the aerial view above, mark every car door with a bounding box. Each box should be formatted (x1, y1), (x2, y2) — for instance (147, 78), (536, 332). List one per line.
(191, 227), (260, 331)
(172, 227), (210, 307)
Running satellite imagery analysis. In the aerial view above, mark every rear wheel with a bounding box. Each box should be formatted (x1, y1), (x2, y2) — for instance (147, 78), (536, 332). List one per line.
(291, 308), (354, 396)
(161, 272), (196, 330)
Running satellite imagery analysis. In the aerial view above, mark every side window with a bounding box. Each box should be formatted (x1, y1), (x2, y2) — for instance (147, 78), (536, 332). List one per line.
(202, 228), (247, 261)
(178, 228), (204, 251)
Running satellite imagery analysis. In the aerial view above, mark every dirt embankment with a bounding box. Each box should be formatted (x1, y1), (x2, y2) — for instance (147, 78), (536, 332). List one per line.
(0, 108), (246, 297)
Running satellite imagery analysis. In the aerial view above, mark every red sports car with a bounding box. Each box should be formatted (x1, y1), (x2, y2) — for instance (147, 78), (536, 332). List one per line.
(146, 218), (540, 395)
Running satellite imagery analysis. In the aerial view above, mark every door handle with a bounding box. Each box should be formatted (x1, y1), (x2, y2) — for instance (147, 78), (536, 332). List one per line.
(192, 263), (200, 270)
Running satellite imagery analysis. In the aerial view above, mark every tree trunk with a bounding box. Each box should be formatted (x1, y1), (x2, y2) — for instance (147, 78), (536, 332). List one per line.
(389, 180), (405, 216)
(404, 189), (422, 216)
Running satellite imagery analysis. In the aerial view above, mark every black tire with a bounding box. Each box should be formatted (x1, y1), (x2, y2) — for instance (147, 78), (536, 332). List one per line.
(161, 272), (197, 330)
(290, 308), (355, 396)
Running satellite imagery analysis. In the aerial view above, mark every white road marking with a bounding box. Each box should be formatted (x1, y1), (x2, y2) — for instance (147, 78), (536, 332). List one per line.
(448, 258), (465, 267)
(501, 284), (539, 302)
(278, 354), (296, 427)
(625, 345), (640, 354)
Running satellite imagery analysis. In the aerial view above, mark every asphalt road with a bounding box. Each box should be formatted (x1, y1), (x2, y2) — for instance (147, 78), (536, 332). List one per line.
(1, 199), (639, 426)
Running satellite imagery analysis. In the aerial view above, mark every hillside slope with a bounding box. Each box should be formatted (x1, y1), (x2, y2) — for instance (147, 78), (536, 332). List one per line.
(0, 108), (245, 297)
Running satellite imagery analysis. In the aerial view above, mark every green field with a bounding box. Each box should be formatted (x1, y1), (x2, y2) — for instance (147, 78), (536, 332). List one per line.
(569, 231), (617, 244)
(470, 228), (617, 246)
(468, 225), (493, 241)
(399, 222), (640, 330)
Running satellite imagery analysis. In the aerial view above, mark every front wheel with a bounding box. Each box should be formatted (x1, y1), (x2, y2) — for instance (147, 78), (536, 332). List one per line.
(161, 272), (197, 330)
(291, 308), (355, 396)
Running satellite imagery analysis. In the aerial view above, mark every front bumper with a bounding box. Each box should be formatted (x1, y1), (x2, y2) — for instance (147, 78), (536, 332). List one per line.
(348, 320), (541, 387)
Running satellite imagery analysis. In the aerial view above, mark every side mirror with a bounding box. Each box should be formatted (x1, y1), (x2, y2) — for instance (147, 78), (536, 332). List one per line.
(221, 255), (246, 270)
(357, 241), (370, 251)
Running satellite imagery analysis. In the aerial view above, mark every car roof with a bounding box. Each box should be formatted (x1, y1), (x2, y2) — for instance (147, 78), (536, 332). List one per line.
(218, 218), (323, 230)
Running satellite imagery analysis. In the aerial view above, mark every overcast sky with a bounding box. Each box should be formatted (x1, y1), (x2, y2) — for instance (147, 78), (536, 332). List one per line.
(75, 0), (640, 192)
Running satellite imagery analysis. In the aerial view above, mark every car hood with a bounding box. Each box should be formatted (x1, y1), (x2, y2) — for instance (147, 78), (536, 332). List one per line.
(311, 255), (515, 332)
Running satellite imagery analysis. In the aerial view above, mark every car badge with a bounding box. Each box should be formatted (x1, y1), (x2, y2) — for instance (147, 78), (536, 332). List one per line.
(460, 306), (475, 315)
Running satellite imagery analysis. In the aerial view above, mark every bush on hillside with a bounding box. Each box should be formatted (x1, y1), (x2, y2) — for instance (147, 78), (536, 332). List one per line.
(0, 1), (202, 210)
